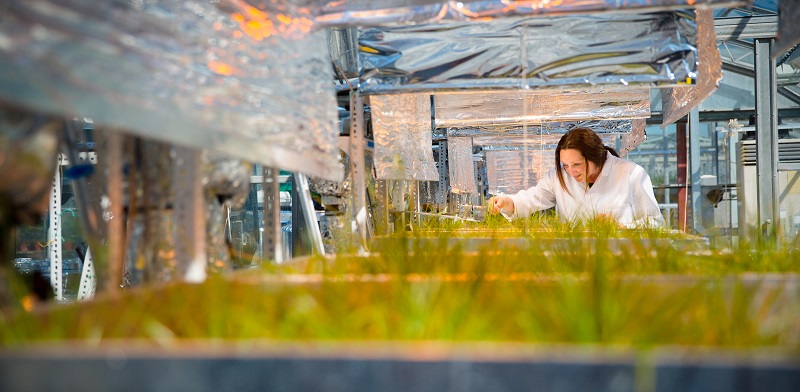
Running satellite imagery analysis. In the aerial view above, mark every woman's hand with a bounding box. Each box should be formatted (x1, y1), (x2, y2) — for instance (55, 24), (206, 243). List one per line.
(488, 195), (515, 215)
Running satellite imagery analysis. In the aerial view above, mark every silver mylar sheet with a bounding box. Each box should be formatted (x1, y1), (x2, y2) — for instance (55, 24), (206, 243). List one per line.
(358, 11), (698, 94)
(619, 118), (648, 156)
(0, 0), (342, 181)
(309, 0), (745, 27)
(434, 89), (649, 129)
(447, 120), (633, 138)
(484, 134), (617, 194)
(447, 137), (477, 194)
(370, 94), (439, 181)
(661, 8), (722, 127)
(478, 134), (618, 149)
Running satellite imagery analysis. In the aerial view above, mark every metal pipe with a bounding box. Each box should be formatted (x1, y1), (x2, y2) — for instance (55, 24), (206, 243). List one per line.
(295, 173), (325, 256)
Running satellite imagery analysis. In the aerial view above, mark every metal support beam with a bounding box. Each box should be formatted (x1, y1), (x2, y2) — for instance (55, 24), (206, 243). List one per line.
(436, 141), (448, 209)
(677, 124), (688, 232)
(714, 15), (777, 41)
(754, 38), (780, 242)
(77, 247), (96, 301)
(689, 108), (705, 236)
(48, 155), (63, 301)
(349, 92), (368, 251)
(262, 166), (282, 263)
(295, 173), (325, 256)
(173, 147), (207, 283)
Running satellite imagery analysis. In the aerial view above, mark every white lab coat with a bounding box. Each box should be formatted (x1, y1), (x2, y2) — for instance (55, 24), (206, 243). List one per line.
(503, 152), (665, 228)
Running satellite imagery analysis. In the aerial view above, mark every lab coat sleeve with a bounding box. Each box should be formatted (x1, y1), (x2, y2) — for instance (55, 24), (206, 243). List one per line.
(502, 170), (558, 220)
(626, 165), (666, 228)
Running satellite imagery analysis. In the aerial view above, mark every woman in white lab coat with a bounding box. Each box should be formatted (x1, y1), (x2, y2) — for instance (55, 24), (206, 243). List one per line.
(488, 127), (665, 228)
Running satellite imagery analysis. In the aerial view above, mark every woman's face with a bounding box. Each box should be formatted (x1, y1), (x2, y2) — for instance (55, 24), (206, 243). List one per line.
(560, 148), (599, 183)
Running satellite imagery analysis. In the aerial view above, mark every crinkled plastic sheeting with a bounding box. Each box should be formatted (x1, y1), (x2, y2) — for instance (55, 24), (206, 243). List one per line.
(484, 134), (617, 195)
(475, 131), (621, 148)
(310, 0), (744, 27)
(435, 89), (649, 130)
(619, 119), (648, 157)
(661, 8), (722, 127)
(0, 0), (342, 181)
(358, 11), (698, 94)
(449, 120), (633, 138)
(447, 137), (477, 194)
(370, 94), (439, 181)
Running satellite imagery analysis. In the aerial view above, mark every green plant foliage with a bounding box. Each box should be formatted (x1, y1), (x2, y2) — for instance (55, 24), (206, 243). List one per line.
(1, 271), (797, 349)
(3, 213), (799, 350)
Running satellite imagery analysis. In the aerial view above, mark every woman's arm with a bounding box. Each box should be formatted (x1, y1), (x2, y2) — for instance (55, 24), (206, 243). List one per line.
(504, 170), (558, 220)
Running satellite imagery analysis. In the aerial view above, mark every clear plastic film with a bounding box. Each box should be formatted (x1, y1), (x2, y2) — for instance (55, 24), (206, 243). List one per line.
(447, 137), (477, 194)
(310, 0), (746, 27)
(359, 11), (698, 94)
(484, 134), (617, 195)
(0, 108), (60, 226)
(435, 89), (649, 130)
(661, 8), (722, 127)
(0, 0), (342, 181)
(486, 149), (550, 196)
(370, 94), (439, 181)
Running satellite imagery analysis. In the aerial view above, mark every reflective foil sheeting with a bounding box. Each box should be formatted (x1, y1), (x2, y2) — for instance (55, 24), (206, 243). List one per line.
(435, 89), (649, 130)
(619, 119), (648, 156)
(479, 134), (618, 149)
(661, 8), (722, 127)
(310, 0), (744, 27)
(0, 1), (342, 181)
(371, 94), (439, 181)
(447, 137), (477, 194)
(203, 151), (252, 210)
(359, 12), (698, 93)
(448, 120), (633, 138)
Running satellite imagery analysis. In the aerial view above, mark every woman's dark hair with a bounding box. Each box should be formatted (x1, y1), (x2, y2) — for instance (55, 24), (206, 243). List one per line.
(554, 127), (619, 196)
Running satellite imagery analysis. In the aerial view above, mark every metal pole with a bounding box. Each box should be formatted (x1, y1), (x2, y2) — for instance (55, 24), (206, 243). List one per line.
(689, 108), (705, 235)
(48, 155), (63, 301)
(76, 247), (96, 301)
(677, 123), (688, 232)
(295, 173), (325, 256)
(262, 166), (282, 263)
(349, 91), (368, 251)
(754, 38), (779, 242)
(173, 147), (207, 283)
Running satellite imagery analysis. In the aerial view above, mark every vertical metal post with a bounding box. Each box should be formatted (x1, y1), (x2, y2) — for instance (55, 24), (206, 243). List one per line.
(754, 38), (779, 240)
(689, 108), (705, 235)
(663, 125), (671, 229)
(350, 91), (367, 250)
(295, 173), (325, 256)
(77, 247), (96, 301)
(49, 155), (63, 301)
(173, 147), (206, 283)
(262, 166), (282, 263)
(436, 140), (448, 209)
(676, 123), (688, 232)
